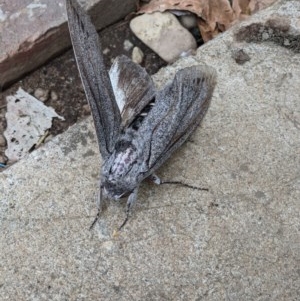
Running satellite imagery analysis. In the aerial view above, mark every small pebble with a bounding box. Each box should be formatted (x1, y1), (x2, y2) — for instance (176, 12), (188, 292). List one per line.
(103, 48), (110, 55)
(123, 39), (133, 51)
(82, 104), (91, 114)
(132, 47), (144, 64)
(130, 12), (197, 63)
(262, 32), (269, 40)
(0, 134), (6, 147)
(50, 91), (58, 101)
(34, 88), (49, 102)
(232, 49), (251, 65)
(179, 14), (197, 29)
(27, 87), (34, 94)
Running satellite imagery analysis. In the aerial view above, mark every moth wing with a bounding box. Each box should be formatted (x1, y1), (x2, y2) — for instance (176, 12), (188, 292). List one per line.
(137, 65), (216, 170)
(109, 55), (156, 128)
(66, 0), (121, 159)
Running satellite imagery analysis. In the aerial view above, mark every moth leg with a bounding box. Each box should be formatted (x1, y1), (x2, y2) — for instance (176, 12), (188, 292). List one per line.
(118, 187), (139, 230)
(89, 182), (103, 230)
(148, 173), (161, 185)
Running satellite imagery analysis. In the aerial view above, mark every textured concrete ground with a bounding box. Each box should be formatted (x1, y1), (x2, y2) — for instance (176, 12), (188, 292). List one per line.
(1, 0), (299, 300)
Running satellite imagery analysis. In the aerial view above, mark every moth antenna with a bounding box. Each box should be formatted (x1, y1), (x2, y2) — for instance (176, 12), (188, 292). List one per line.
(149, 174), (208, 191)
(161, 180), (209, 191)
(118, 187), (139, 231)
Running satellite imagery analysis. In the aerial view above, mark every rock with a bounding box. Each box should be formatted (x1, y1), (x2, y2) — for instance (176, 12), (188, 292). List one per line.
(4, 88), (64, 162)
(50, 91), (58, 101)
(34, 88), (49, 102)
(130, 12), (197, 63)
(231, 49), (251, 65)
(0, 134), (6, 147)
(82, 104), (91, 114)
(123, 39), (134, 51)
(178, 14), (197, 29)
(102, 47), (110, 55)
(132, 46), (144, 64)
(0, 0), (137, 90)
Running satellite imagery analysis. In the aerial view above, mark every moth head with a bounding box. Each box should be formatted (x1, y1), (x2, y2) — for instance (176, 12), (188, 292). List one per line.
(101, 178), (131, 201)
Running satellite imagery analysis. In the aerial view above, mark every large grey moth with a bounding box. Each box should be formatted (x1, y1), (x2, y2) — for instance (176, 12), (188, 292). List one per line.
(66, 0), (216, 229)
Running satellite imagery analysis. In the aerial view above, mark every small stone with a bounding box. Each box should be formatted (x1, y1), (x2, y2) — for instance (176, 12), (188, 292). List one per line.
(50, 90), (58, 101)
(123, 40), (133, 51)
(262, 32), (269, 40)
(34, 88), (49, 102)
(82, 104), (91, 114)
(132, 47), (144, 64)
(232, 49), (251, 65)
(0, 154), (8, 164)
(27, 87), (34, 94)
(130, 12), (196, 63)
(0, 134), (6, 147)
(103, 48), (110, 55)
(179, 14), (197, 29)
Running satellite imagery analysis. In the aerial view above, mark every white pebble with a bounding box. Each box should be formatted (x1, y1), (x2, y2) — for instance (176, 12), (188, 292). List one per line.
(34, 88), (49, 102)
(132, 47), (144, 64)
(130, 12), (196, 63)
(123, 39), (133, 51)
(50, 91), (58, 101)
(179, 14), (197, 29)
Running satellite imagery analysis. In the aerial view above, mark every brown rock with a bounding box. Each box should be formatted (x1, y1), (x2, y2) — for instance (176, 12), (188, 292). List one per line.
(0, 0), (136, 90)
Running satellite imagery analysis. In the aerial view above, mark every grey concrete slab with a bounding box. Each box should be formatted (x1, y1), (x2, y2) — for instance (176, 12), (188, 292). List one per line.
(0, 0), (136, 90)
(1, 0), (299, 300)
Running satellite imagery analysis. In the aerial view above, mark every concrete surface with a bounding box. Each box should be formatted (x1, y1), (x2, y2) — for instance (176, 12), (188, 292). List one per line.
(0, 0), (136, 90)
(1, 0), (300, 300)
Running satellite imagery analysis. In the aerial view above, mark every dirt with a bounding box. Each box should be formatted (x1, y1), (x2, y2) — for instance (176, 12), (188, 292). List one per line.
(0, 20), (167, 168)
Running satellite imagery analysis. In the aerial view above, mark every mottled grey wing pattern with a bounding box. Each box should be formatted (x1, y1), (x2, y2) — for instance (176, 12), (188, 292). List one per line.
(109, 55), (156, 128)
(66, 0), (121, 159)
(137, 66), (216, 171)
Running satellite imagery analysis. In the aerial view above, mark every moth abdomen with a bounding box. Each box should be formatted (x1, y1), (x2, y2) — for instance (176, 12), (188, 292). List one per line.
(128, 97), (156, 131)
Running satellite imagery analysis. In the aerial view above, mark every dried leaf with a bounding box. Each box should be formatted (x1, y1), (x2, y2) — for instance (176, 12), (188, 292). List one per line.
(138, 0), (235, 42)
(232, 0), (277, 18)
(138, 0), (277, 42)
